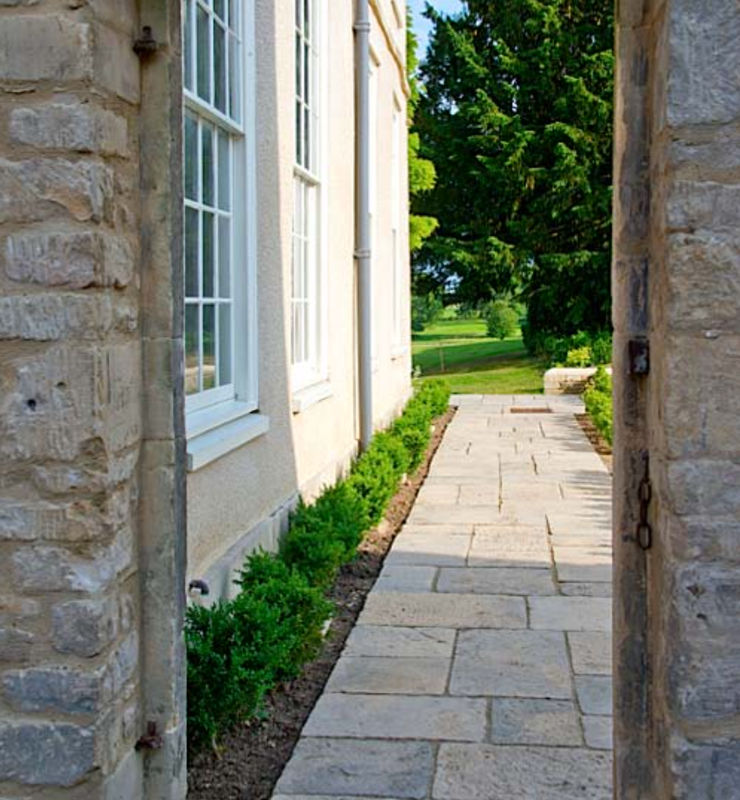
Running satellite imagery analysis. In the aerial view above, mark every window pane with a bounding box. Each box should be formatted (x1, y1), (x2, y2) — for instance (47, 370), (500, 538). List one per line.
(214, 22), (227, 113)
(295, 34), (302, 100)
(202, 123), (214, 206)
(304, 0), (310, 35)
(304, 106), (311, 171)
(184, 114), (198, 200)
(202, 212), (215, 297)
(202, 304), (216, 390)
(184, 0), (194, 91)
(295, 100), (302, 165)
(196, 5), (211, 102)
(214, 0), (225, 20)
(304, 42), (310, 103)
(229, 33), (241, 122)
(218, 216), (231, 297)
(295, 0), (301, 28)
(218, 130), (230, 210)
(218, 304), (232, 385)
(185, 207), (199, 297)
(229, 0), (239, 31)
(185, 304), (200, 395)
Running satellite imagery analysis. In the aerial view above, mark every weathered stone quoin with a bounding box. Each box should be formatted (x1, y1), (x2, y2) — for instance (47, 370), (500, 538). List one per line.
(0, 0), (738, 797)
(613, 1), (740, 797)
(0, 1), (185, 797)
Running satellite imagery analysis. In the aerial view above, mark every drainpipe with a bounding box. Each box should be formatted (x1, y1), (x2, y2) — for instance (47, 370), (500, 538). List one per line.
(354, 0), (373, 449)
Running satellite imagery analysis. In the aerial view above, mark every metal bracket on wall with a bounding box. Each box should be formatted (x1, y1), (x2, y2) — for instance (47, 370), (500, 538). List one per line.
(133, 26), (159, 58)
(629, 339), (650, 375)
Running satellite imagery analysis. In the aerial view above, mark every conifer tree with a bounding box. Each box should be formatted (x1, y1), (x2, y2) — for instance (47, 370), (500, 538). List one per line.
(413, 0), (613, 339)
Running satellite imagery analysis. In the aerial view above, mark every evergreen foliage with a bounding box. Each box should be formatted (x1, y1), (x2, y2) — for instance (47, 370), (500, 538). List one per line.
(412, 0), (614, 338)
(186, 380), (451, 749)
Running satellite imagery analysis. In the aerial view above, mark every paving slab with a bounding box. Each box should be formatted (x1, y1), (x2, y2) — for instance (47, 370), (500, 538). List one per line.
(384, 531), (471, 567)
(568, 631), (612, 675)
(529, 596), (612, 632)
(303, 693), (486, 741)
(272, 397), (613, 799)
(437, 566), (556, 596)
(275, 738), (433, 799)
(359, 592), (526, 629)
(468, 527), (551, 569)
(450, 629), (571, 698)
(325, 656), (449, 694)
(342, 625), (456, 659)
(583, 715), (613, 750)
(490, 698), (582, 746)
(575, 675), (613, 716)
(374, 565), (436, 593)
(433, 743), (612, 800)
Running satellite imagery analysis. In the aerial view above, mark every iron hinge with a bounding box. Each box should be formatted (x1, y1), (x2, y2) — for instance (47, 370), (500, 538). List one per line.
(135, 721), (163, 751)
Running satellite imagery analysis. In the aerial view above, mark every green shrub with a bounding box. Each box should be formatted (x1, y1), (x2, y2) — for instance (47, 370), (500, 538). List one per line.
(564, 345), (593, 367)
(347, 443), (400, 526)
(484, 299), (519, 340)
(186, 380), (451, 750)
(583, 366), (613, 445)
(186, 552), (330, 749)
(281, 483), (369, 587)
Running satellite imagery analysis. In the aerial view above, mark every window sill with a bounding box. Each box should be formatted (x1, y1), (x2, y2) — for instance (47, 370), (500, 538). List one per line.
(292, 380), (333, 414)
(186, 402), (269, 472)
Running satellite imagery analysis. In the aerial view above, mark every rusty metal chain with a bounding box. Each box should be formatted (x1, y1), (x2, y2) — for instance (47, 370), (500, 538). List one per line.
(636, 460), (652, 550)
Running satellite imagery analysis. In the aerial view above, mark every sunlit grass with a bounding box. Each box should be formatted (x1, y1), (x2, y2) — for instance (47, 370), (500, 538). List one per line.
(412, 318), (546, 394)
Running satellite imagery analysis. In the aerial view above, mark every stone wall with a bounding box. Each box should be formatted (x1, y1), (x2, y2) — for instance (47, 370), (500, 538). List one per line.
(613, 1), (740, 797)
(0, 1), (186, 797)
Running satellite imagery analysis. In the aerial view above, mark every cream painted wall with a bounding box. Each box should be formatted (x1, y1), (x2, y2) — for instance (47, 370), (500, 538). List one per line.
(186, 0), (411, 586)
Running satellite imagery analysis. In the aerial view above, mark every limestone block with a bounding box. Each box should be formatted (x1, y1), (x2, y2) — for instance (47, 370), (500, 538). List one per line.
(666, 1), (740, 126)
(666, 459), (740, 517)
(342, 625), (456, 659)
(303, 693), (486, 741)
(544, 367), (602, 396)
(4, 230), (135, 289)
(10, 102), (129, 156)
(437, 566), (557, 596)
(666, 181), (740, 233)
(434, 743), (612, 800)
(662, 336), (740, 458)
(385, 530), (471, 567)
(583, 716), (613, 750)
(0, 158), (113, 224)
(529, 596), (612, 632)
(450, 629), (572, 699)
(490, 698), (582, 746)
(668, 741), (740, 799)
(575, 675), (613, 716)
(92, 22), (140, 103)
(1, 343), (141, 462)
(0, 722), (95, 786)
(275, 738), (433, 798)
(568, 631), (612, 675)
(51, 596), (119, 657)
(374, 565), (436, 592)
(359, 591), (526, 629)
(0, 15), (93, 81)
(325, 656), (450, 695)
(2, 666), (105, 714)
(13, 533), (133, 594)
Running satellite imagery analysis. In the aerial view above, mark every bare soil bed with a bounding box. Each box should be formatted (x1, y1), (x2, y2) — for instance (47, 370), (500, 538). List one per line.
(576, 412), (612, 472)
(187, 406), (456, 799)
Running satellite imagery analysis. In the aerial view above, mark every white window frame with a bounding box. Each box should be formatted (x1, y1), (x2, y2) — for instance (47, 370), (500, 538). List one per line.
(291, 0), (329, 396)
(391, 94), (404, 349)
(182, 0), (265, 469)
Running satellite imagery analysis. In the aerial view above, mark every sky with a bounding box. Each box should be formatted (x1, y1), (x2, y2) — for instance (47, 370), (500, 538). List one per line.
(407, 0), (464, 56)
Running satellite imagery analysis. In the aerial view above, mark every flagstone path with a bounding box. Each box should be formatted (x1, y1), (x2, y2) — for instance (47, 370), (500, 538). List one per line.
(273, 394), (613, 800)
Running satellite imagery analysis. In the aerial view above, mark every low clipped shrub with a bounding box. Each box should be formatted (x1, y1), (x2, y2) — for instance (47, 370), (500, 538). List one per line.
(583, 366), (613, 445)
(186, 552), (330, 749)
(186, 380), (451, 750)
(525, 329), (613, 368)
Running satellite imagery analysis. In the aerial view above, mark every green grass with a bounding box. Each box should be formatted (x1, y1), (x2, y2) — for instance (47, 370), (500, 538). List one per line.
(412, 318), (546, 395)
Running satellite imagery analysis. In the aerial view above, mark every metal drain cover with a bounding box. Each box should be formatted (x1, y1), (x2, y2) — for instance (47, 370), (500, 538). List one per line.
(510, 407), (552, 414)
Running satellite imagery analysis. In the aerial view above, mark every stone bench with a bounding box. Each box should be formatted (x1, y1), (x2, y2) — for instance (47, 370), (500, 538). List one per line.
(544, 367), (612, 395)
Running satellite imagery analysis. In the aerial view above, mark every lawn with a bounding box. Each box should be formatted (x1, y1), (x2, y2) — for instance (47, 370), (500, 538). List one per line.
(412, 318), (546, 395)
